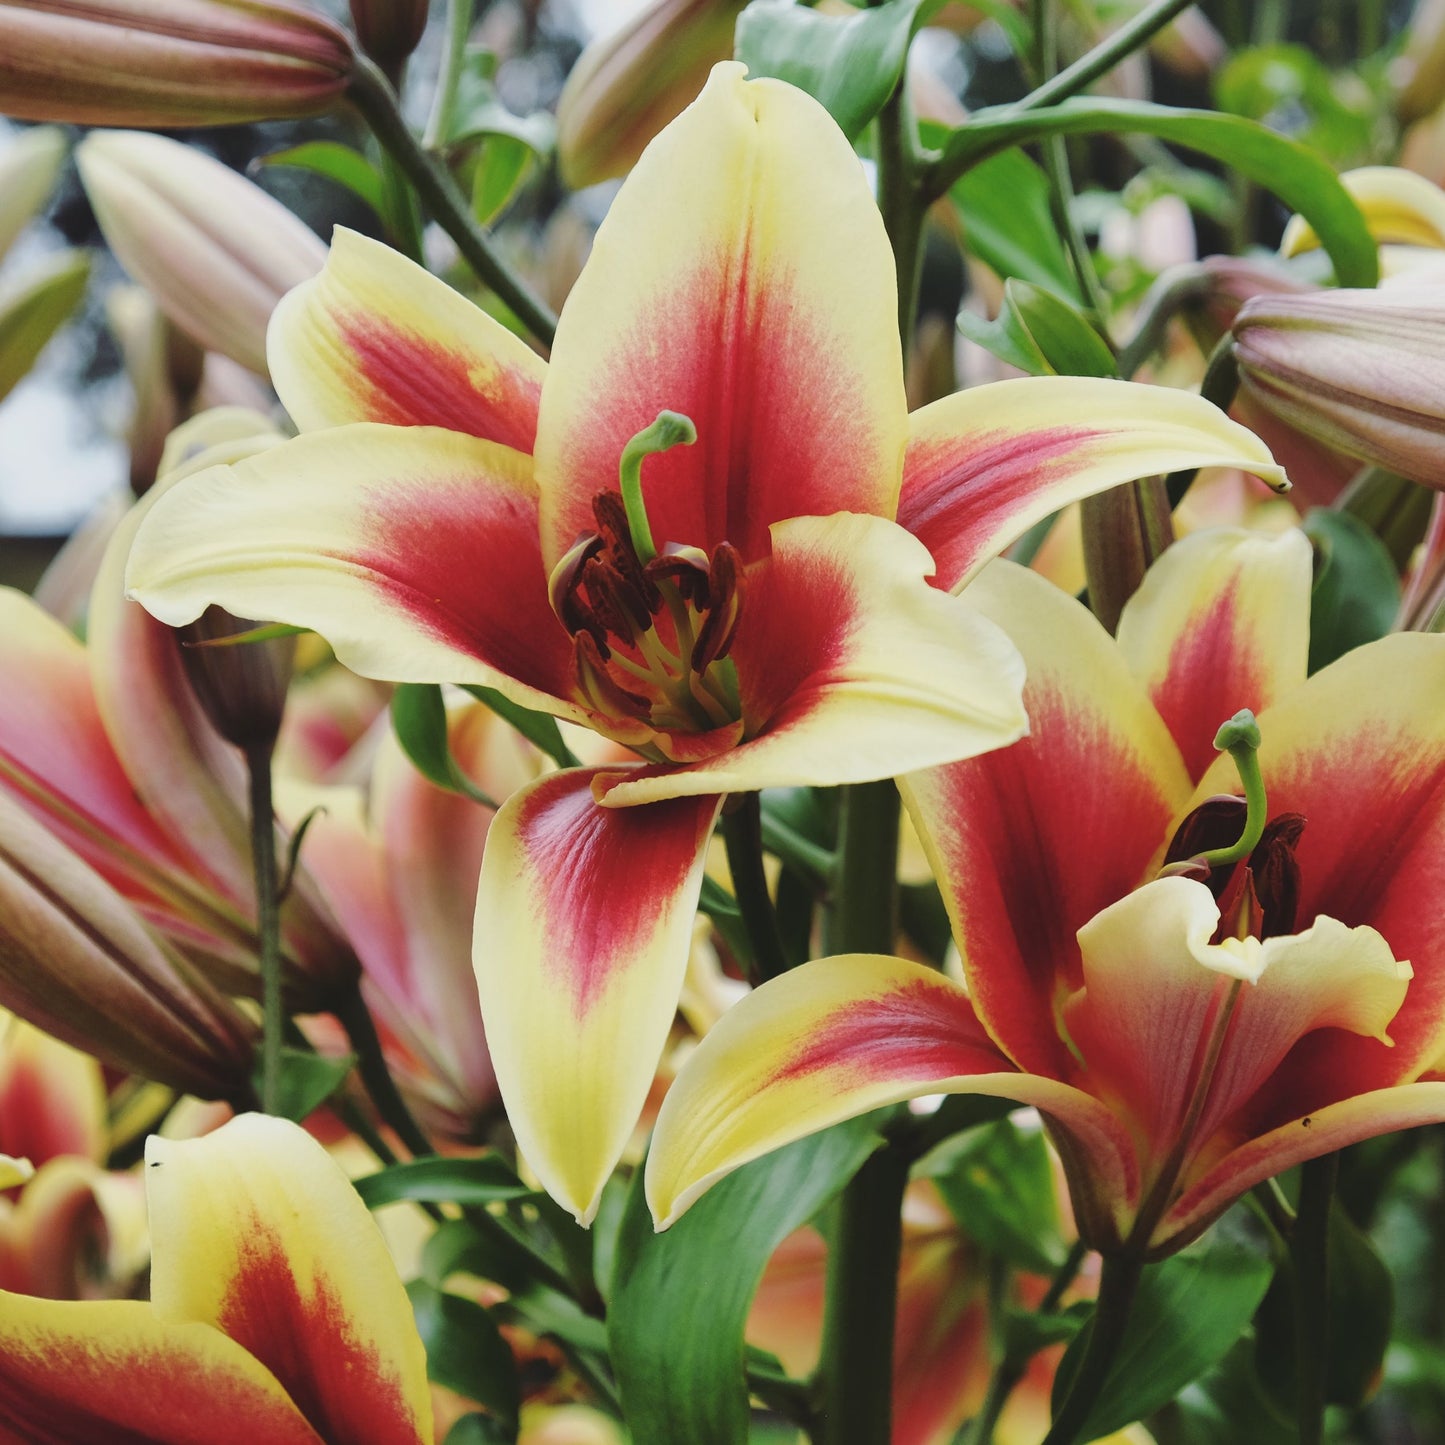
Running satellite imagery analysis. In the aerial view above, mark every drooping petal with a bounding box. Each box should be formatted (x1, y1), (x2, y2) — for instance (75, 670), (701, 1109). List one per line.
(126, 423), (586, 719)
(474, 770), (720, 1222)
(646, 954), (1137, 1240)
(0, 1294), (324, 1444)
(899, 561), (1192, 1078)
(268, 228), (546, 450)
(534, 61), (907, 569)
(898, 377), (1288, 594)
(0, 1011), (106, 1168)
(593, 514), (1028, 807)
(1115, 527), (1313, 780)
(1192, 632), (1445, 1094)
(146, 1113), (433, 1445)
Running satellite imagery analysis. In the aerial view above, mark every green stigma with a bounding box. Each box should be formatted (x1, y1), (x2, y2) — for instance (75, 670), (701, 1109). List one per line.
(1198, 709), (1268, 871)
(618, 410), (697, 565)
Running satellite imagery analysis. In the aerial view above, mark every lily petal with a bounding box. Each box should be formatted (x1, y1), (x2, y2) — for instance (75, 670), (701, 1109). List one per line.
(645, 954), (1136, 1237)
(0, 1294), (324, 1443)
(126, 423), (585, 718)
(146, 1114), (433, 1445)
(535, 60), (906, 569)
(268, 228), (545, 450)
(899, 561), (1192, 1078)
(1115, 527), (1313, 780)
(0, 1011), (106, 1168)
(594, 513), (1028, 806)
(899, 377), (1287, 594)
(474, 770), (721, 1223)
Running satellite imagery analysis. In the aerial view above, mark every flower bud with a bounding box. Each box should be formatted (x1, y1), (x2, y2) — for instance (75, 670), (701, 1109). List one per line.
(77, 130), (326, 375)
(1398, 0), (1445, 125)
(177, 605), (296, 754)
(347, 0), (427, 75)
(0, 124), (65, 265)
(556, 0), (747, 188)
(0, 0), (354, 127)
(1232, 287), (1445, 491)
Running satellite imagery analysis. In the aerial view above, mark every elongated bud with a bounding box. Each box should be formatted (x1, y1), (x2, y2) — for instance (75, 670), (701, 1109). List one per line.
(347, 0), (427, 74)
(0, 125), (65, 265)
(1232, 287), (1445, 491)
(0, 0), (354, 127)
(1398, 0), (1445, 125)
(177, 605), (296, 753)
(77, 130), (326, 375)
(556, 0), (747, 188)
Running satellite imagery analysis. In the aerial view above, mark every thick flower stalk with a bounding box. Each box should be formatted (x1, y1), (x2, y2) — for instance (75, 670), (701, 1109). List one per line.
(649, 528), (1445, 1258)
(0, 0), (354, 126)
(0, 1113), (434, 1443)
(129, 63), (1285, 1223)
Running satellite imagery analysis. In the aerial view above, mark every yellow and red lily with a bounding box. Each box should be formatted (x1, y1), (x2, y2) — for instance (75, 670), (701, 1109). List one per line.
(128, 62), (1284, 1222)
(0, 1112), (433, 1443)
(648, 527), (1445, 1256)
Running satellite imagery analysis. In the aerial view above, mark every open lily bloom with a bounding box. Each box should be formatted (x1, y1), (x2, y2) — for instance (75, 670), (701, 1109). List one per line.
(128, 62), (1283, 1222)
(0, 1112), (433, 1443)
(648, 529), (1445, 1255)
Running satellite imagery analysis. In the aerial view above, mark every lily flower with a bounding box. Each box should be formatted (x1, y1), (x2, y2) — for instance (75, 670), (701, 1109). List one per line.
(0, 1112), (434, 1442)
(127, 63), (1284, 1223)
(648, 528), (1445, 1256)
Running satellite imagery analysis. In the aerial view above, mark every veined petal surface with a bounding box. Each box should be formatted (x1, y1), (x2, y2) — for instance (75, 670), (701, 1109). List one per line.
(898, 377), (1288, 594)
(900, 562), (1192, 1078)
(595, 514), (1028, 807)
(127, 424), (584, 718)
(473, 770), (721, 1222)
(0, 1295), (323, 1444)
(646, 954), (1135, 1234)
(535, 61), (906, 569)
(1115, 527), (1313, 780)
(269, 228), (546, 450)
(146, 1114), (432, 1445)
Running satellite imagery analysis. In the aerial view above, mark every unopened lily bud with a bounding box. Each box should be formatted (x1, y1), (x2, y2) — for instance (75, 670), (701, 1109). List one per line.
(0, 124), (65, 265)
(0, 0), (353, 127)
(1233, 287), (1445, 490)
(0, 792), (256, 1101)
(1182, 254), (1315, 353)
(177, 605), (296, 754)
(77, 130), (326, 375)
(347, 0), (426, 74)
(556, 0), (747, 188)
(1399, 0), (1445, 125)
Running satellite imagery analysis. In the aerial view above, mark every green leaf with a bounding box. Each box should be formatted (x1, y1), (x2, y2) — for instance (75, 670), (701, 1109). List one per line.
(391, 683), (499, 807)
(1153, 1338), (1294, 1445)
(735, 0), (940, 141)
(946, 147), (1081, 300)
(924, 1117), (1067, 1273)
(1052, 1224), (1275, 1441)
(937, 98), (1378, 288)
(407, 1279), (520, 1429)
(470, 135), (536, 227)
(698, 873), (753, 971)
(460, 684), (580, 769)
(445, 1414), (516, 1445)
(251, 1047), (354, 1122)
(448, 47), (557, 152)
(958, 279), (1116, 380)
(1301, 508), (1400, 674)
(256, 142), (386, 218)
(0, 251), (89, 403)
(608, 1119), (883, 1445)
(354, 1154), (535, 1209)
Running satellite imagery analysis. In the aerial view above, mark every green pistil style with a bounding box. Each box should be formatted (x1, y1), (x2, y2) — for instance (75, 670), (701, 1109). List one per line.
(618, 409), (697, 565)
(1198, 709), (1268, 871)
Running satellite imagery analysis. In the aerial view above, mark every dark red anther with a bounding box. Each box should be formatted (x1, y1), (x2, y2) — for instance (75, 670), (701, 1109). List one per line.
(693, 543), (743, 672)
(592, 490), (660, 612)
(1250, 812), (1306, 939)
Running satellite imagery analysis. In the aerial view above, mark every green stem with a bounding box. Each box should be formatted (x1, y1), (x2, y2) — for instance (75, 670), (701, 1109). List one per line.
(424, 0), (475, 149)
(1292, 1154), (1338, 1445)
(825, 780), (902, 958)
(334, 982), (436, 1160)
(1040, 1249), (1145, 1445)
(1115, 264), (1212, 379)
(244, 742), (284, 1115)
(721, 794), (789, 984)
(1079, 476), (1173, 633)
(874, 72), (926, 352)
(348, 55), (558, 348)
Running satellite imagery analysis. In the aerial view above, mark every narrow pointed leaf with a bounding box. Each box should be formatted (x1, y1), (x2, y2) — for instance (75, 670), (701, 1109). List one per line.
(257, 142), (386, 217)
(1301, 509), (1399, 674)
(354, 1155), (535, 1209)
(406, 1281), (520, 1430)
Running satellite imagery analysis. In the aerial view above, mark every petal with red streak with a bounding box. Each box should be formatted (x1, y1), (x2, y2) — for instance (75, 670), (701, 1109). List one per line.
(593, 513), (1028, 807)
(473, 770), (721, 1222)
(146, 1114), (433, 1445)
(899, 561), (1192, 1079)
(645, 954), (1136, 1237)
(1115, 527), (1313, 780)
(898, 377), (1287, 594)
(535, 61), (906, 570)
(269, 227), (546, 452)
(0, 1011), (106, 1168)
(127, 424), (585, 719)
(0, 1293), (323, 1444)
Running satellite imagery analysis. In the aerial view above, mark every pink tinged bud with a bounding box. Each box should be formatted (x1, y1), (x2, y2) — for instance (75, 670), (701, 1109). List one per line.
(76, 130), (326, 375)
(347, 0), (426, 73)
(1232, 287), (1445, 490)
(0, 792), (256, 1102)
(0, 0), (354, 127)
(176, 605), (296, 753)
(555, 0), (748, 188)
(0, 124), (66, 265)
